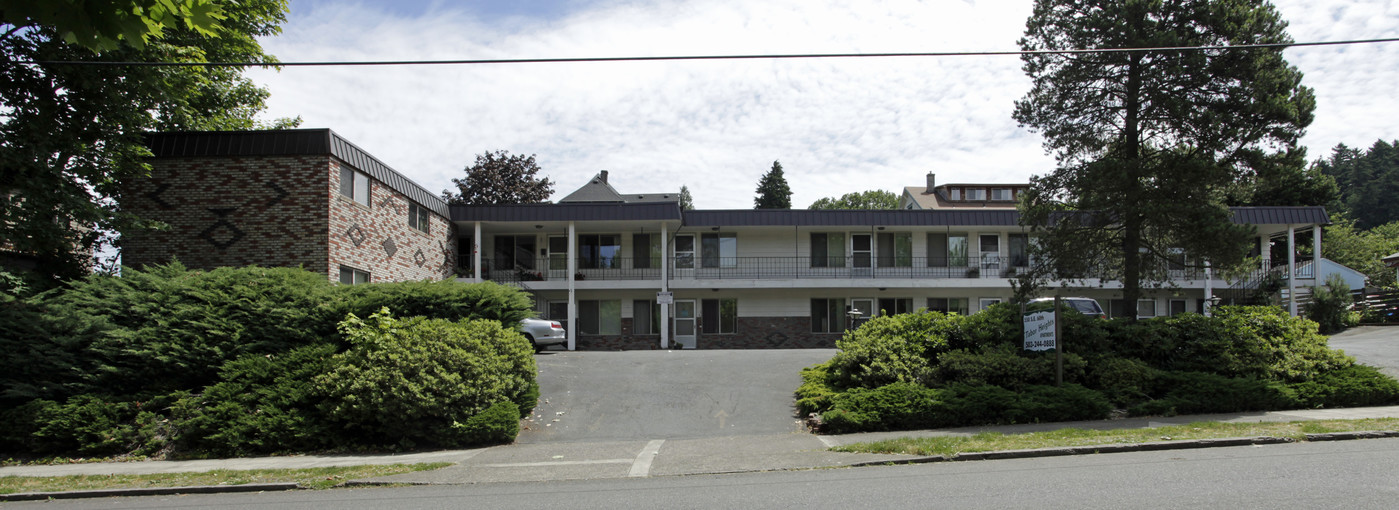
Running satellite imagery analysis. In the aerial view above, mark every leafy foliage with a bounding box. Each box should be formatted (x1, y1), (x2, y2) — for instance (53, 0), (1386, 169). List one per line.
(0, 0), (292, 283)
(441, 150), (553, 205)
(1015, 0), (1315, 309)
(828, 311), (951, 388)
(808, 190), (898, 210)
(1307, 274), (1357, 334)
(1322, 214), (1399, 289)
(753, 160), (792, 209)
(316, 309), (536, 449)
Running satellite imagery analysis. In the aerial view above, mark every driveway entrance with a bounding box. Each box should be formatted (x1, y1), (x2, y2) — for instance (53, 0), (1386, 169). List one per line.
(519, 349), (836, 443)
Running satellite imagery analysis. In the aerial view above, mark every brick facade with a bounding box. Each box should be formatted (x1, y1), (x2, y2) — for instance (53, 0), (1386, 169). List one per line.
(124, 154), (454, 282)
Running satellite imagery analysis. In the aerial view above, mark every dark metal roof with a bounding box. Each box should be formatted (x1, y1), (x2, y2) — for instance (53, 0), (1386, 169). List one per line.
(1228, 206), (1329, 225)
(681, 209), (1022, 227)
(145, 129), (448, 217)
(452, 202), (683, 222)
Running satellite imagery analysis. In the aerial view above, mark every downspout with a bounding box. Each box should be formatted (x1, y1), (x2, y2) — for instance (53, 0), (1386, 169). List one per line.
(568, 221), (577, 350)
(660, 221), (670, 349)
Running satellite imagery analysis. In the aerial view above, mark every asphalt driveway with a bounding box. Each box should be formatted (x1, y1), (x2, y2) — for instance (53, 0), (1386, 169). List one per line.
(1329, 326), (1399, 378)
(518, 349), (836, 444)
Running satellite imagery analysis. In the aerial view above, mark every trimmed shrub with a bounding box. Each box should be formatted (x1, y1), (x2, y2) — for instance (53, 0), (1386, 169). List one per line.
(795, 361), (839, 415)
(333, 279), (535, 326)
(945, 303), (1021, 351)
(1012, 384), (1114, 423)
(822, 382), (946, 433)
(172, 344), (338, 457)
(1087, 357), (1162, 407)
(1210, 306), (1354, 381)
(931, 343), (1086, 390)
(315, 309), (536, 449)
(828, 312), (950, 388)
(454, 401), (521, 445)
(29, 396), (141, 456)
(1289, 365), (1399, 408)
(1128, 371), (1301, 416)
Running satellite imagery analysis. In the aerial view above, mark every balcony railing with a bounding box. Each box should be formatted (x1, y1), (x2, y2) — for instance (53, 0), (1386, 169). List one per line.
(467, 256), (1039, 282)
(459, 255), (1215, 283)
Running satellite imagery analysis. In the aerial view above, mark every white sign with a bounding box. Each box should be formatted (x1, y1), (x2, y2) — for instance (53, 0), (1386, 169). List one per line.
(1023, 308), (1057, 351)
(656, 291), (674, 305)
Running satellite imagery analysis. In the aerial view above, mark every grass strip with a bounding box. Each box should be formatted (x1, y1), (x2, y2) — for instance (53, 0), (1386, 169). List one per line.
(0, 462), (451, 494)
(832, 418), (1399, 457)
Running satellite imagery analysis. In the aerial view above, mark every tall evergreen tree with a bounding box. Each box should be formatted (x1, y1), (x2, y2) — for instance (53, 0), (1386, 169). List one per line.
(1316, 140), (1399, 230)
(753, 160), (792, 209)
(678, 185), (695, 211)
(1014, 0), (1315, 310)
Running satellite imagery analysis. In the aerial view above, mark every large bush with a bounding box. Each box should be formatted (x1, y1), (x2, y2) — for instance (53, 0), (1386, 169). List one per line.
(828, 311), (952, 388)
(315, 309), (536, 449)
(1306, 274), (1357, 334)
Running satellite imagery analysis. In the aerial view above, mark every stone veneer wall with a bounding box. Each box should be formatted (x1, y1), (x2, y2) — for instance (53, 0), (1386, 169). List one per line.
(570, 316), (837, 350)
(327, 157), (454, 282)
(124, 155), (333, 273)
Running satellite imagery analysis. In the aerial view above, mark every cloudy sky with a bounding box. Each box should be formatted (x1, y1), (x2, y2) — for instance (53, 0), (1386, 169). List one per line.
(245, 0), (1399, 210)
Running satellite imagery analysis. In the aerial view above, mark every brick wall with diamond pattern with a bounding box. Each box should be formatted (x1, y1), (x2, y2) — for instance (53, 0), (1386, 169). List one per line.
(124, 155), (455, 282)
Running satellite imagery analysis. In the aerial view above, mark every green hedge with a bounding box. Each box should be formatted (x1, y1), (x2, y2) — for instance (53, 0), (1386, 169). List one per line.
(0, 263), (539, 458)
(804, 303), (1399, 433)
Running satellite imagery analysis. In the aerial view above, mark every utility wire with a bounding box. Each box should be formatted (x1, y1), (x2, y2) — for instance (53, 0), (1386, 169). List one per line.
(19, 37), (1399, 67)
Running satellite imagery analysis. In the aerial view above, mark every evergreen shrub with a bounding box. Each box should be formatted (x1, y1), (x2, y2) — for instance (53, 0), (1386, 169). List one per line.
(828, 311), (950, 388)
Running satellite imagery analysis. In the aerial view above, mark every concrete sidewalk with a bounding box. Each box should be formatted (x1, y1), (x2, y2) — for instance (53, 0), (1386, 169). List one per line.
(5, 405), (1398, 487)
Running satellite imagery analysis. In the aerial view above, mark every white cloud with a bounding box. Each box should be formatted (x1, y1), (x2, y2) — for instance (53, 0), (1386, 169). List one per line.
(247, 0), (1399, 209)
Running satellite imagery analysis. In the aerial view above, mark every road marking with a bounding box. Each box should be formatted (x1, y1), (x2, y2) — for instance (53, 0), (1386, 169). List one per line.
(715, 409), (729, 429)
(817, 436), (840, 448)
(481, 459), (632, 468)
(629, 439), (666, 477)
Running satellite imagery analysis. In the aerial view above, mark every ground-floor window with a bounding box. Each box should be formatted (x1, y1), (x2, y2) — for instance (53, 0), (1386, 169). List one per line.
(811, 298), (845, 333)
(876, 298), (913, 316)
(979, 298), (1003, 311)
(1137, 300), (1157, 318)
(338, 265), (370, 284)
(578, 300), (621, 335)
(927, 298), (969, 315)
(633, 300), (661, 335)
(702, 298), (736, 334)
(1170, 299), (1188, 316)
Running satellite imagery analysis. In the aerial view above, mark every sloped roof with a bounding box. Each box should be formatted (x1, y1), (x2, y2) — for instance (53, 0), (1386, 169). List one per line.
(145, 129), (448, 217)
(559, 171), (681, 204)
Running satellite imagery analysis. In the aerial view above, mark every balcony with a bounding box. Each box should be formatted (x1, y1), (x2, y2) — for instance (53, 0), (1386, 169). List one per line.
(463, 256), (1044, 283)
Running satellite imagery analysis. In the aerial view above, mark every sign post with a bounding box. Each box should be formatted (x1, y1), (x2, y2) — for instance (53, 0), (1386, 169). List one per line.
(1022, 296), (1063, 386)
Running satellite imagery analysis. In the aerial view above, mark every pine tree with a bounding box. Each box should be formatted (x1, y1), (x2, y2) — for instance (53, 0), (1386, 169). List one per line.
(678, 185), (695, 210)
(753, 161), (793, 209)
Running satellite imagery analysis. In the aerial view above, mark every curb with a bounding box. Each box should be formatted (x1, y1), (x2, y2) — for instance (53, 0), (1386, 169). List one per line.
(842, 435), (1302, 468)
(0, 482), (300, 502)
(1305, 430), (1399, 441)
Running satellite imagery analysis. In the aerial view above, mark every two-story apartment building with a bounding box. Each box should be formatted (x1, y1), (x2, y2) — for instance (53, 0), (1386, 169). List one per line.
(125, 129), (1328, 351)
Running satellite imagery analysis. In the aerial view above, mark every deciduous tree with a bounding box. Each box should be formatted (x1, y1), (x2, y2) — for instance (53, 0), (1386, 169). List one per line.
(809, 190), (897, 210)
(441, 151), (554, 205)
(0, 0), (292, 283)
(1014, 0), (1315, 309)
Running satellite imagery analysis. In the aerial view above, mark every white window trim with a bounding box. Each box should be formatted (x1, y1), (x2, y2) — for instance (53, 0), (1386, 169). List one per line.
(1137, 299), (1157, 318)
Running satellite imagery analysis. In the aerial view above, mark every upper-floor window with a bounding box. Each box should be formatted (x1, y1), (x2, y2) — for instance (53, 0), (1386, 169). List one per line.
(991, 188), (1012, 201)
(408, 203), (430, 233)
(579, 234), (622, 269)
(965, 188), (987, 201)
(339, 167), (370, 207)
(810, 232), (846, 268)
(701, 232), (736, 268)
(949, 188), (962, 200)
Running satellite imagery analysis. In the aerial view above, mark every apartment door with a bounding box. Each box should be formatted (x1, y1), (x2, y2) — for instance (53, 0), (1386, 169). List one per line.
(852, 233), (872, 277)
(547, 236), (569, 280)
(673, 299), (697, 349)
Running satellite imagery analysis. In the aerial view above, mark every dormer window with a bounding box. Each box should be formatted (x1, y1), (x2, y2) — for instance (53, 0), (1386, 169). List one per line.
(950, 188), (962, 200)
(966, 188), (986, 201)
(991, 188), (1012, 201)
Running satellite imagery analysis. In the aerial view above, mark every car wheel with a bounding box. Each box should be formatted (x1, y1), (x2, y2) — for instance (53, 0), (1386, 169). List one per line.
(524, 333), (543, 353)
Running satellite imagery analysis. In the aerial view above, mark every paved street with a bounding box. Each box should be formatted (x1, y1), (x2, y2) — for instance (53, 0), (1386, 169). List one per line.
(11, 438), (1399, 509)
(1328, 326), (1399, 378)
(519, 349), (836, 443)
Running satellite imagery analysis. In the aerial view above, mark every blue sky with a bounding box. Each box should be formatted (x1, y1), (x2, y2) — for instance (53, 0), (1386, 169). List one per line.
(250, 0), (1399, 209)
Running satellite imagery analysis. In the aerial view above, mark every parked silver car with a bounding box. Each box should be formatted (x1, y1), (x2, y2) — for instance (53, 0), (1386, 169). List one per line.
(1028, 297), (1106, 318)
(520, 318), (567, 353)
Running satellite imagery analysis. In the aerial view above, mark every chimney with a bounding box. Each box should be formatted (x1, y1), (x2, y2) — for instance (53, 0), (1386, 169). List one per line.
(599, 170), (609, 183)
(925, 172), (935, 193)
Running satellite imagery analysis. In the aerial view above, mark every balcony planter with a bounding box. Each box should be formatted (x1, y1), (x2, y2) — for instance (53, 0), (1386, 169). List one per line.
(574, 272), (586, 281)
(966, 268), (980, 278)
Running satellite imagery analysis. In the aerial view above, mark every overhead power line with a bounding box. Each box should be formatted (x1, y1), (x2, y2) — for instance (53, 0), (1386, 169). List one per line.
(19, 37), (1399, 68)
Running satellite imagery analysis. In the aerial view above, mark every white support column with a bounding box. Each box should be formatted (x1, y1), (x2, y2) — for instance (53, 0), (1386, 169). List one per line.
(1287, 225), (1298, 317)
(473, 222), (483, 282)
(567, 221), (577, 351)
(1203, 260), (1213, 317)
(660, 222), (670, 349)
(1260, 235), (1271, 272)
(1313, 226), (1322, 281)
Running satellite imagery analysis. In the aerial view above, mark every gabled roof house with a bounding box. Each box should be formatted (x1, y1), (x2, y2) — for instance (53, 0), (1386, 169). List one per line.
(125, 129), (1331, 351)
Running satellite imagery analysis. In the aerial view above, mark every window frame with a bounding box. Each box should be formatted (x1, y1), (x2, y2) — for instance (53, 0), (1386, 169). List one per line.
(810, 232), (847, 268)
(407, 203), (430, 234)
(701, 298), (737, 334)
(578, 299), (621, 335)
(965, 188), (987, 201)
(810, 298), (846, 333)
(339, 167), (370, 207)
(991, 188), (1012, 201)
(338, 265), (370, 285)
